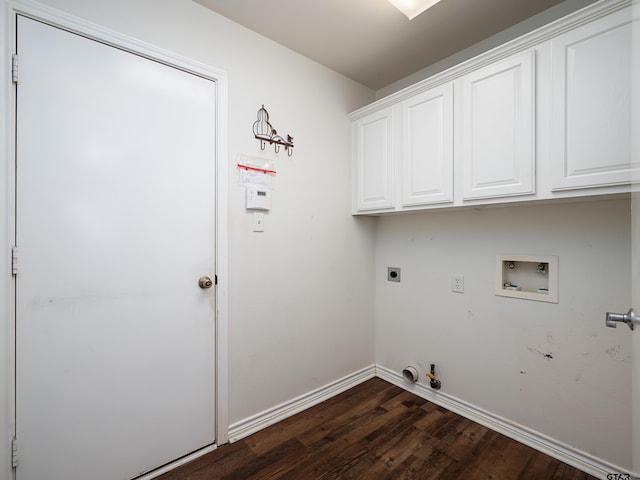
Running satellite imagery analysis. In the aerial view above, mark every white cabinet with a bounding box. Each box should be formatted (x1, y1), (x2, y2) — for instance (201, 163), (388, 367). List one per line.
(461, 50), (535, 200)
(550, 7), (637, 191)
(353, 107), (395, 211)
(353, 85), (454, 213)
(350, 0), (634, 215)
(351, 50), (536, 214)
(401, 84), (453, 206)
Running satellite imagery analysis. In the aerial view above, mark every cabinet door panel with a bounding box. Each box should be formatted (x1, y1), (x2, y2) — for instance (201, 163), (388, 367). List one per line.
(401, 84), (453, 206)
(462, 50), (535, 200)
(550, 8), (637, 190)
(354, 108), (395, 211)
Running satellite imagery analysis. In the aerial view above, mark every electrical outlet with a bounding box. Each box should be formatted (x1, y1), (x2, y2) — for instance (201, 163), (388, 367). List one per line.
(452, 275), (464, 293)
(387, 267), (401, 282)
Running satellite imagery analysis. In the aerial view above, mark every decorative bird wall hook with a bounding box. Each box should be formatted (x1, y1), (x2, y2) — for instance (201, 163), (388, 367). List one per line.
(252, 105), (294, 156)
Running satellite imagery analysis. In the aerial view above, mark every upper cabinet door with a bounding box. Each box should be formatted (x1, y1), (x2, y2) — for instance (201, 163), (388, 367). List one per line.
(550, 7), (637, 191)
(401, 84), (454, 207)
(462, 50), (535, 200)
(353, 107), (396, 212)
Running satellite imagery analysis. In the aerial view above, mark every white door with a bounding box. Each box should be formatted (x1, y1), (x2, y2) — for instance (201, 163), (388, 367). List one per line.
(15, 16), (216, 480)
(632, 194), (639, 476)
(632, 1), (639, 474)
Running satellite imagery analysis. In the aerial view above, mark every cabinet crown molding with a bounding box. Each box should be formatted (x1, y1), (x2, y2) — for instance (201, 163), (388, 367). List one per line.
(348, 0), (631, 120)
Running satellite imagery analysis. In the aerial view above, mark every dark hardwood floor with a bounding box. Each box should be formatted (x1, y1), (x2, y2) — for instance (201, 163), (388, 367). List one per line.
(158, 377), (595, 480)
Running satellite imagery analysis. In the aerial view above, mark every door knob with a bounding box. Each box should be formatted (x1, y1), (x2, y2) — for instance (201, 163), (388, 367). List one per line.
(198, 276), (213, 289)
(605, 308), (637, 330)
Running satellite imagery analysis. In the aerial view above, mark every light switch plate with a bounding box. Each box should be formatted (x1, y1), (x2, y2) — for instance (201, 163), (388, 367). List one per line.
(252, 212), (265, 232)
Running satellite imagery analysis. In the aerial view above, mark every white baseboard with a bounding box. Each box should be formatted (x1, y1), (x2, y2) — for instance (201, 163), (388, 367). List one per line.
(227, 365), (376, 443)
(135, 444), (217, 480)
(225, 364), (629, 479)
(375, 365), (623, 480)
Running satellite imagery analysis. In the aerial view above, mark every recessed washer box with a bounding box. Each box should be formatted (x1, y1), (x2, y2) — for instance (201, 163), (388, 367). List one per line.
(495, 254), (558, 303)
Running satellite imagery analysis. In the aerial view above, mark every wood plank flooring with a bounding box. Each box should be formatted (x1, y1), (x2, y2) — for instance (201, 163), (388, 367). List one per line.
(157, 377), (595, 480)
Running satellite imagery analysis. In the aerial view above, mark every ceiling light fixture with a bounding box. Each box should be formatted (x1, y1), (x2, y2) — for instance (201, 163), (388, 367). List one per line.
(388, 0), (442, 20)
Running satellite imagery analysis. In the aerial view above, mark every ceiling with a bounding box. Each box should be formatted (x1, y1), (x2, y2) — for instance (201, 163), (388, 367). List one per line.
(194, 0), (580, 90)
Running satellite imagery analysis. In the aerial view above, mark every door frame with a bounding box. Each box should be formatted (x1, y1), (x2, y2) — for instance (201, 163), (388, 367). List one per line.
(0, 0), (229, 476)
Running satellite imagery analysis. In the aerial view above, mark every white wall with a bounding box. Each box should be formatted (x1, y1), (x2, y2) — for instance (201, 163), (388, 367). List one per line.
(375, 198), (632, 469)
(0, 1), (376, 478)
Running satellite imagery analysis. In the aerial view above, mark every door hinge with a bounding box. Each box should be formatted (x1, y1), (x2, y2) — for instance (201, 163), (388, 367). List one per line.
(11, 246), (18, 275)
(11, 54), (18, 84)
(11, 437), (18, 468)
